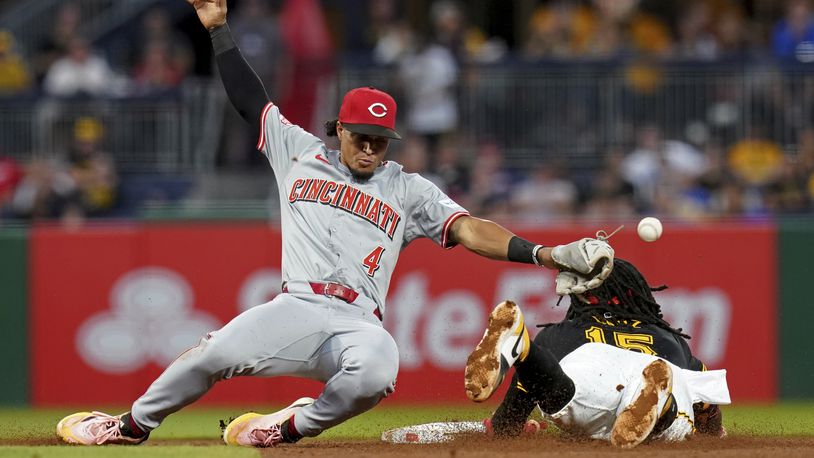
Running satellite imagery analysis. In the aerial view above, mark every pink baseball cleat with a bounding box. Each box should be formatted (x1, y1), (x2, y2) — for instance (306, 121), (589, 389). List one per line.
(56, 411), (147, 445)
(223, 397), (315, 447)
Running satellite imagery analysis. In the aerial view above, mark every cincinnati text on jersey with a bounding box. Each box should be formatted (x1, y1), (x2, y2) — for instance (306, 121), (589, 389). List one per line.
(288, 178), (402, 240)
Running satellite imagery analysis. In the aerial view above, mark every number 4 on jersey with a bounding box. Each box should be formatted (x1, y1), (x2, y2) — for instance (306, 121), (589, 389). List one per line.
(363, 246), (385, 277)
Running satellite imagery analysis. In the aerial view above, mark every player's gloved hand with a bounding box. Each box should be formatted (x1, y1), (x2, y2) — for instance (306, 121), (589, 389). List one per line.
(693, 403), (725, 438)
(551, 238), (614, 285)
(554, 270), (605, 295)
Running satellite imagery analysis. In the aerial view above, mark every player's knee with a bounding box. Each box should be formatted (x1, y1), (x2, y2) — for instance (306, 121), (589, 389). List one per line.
(356, 362), (398, 399)
(183, 334), (239, 379)
(346, 340), (398, 399)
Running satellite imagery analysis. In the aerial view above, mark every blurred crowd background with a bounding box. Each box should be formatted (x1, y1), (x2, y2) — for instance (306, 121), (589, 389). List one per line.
(1, 0), (814, 226)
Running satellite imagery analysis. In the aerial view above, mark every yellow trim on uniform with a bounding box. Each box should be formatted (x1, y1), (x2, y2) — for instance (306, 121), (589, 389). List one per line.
(518, 323), (531, 362)
(676, 411), (696, 434)
(658, 393), (674, 417)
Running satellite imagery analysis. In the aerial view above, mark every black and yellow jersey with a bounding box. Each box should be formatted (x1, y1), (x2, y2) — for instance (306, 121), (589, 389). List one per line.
(535, 314), (705, 371)
(489, 314), (708, 437)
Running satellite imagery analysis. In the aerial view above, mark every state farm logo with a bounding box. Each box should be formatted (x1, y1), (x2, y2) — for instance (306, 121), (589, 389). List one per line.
(76, 267), (222, 374)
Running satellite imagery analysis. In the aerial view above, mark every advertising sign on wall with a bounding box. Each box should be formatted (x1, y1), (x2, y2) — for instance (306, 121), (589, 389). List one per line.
(30, 223), (775, 405)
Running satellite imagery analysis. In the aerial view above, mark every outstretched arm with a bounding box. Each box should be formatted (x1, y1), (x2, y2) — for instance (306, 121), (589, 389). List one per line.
(448, 215), (558, 267)
(187, 0), (270, 128)
(449, 215), (615, 295)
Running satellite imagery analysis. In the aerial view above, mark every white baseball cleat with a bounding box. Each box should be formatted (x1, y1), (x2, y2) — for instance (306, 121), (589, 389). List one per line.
(223, 397), (315, 447)
(56, 411), (147, 445)
(611, 358), (674, 449)
(464, 300), (530, 402)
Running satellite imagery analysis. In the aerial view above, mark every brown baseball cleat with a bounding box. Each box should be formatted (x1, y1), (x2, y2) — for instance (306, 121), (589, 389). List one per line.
(464, 300), (530, 402)
(611, 358), (674, 449)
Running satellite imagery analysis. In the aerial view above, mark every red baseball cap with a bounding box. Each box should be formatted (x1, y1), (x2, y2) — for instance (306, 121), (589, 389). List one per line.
(338, 87), (401, 140)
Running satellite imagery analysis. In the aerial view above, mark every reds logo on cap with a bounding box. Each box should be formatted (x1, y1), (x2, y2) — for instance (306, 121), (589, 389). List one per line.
(338, 87), (402, 139)
(368, 103), (388, 118)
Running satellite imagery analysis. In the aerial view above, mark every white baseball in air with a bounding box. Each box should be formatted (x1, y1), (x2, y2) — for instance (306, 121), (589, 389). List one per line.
(637, 217), (663, 242)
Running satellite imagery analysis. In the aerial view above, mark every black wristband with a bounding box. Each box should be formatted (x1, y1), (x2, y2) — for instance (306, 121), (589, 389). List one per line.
(209, 23), (236, 55)
(508, 236), (543, 265)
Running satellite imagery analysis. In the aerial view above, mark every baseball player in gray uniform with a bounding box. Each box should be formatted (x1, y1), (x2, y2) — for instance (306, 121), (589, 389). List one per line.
(56, 0), (615, 448)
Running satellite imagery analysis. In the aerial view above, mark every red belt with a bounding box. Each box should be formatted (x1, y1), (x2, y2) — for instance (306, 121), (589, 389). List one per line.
(282, 281), (381, 321)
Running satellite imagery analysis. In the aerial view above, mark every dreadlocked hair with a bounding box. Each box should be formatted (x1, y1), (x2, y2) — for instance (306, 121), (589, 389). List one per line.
(562, 258), (689, 339)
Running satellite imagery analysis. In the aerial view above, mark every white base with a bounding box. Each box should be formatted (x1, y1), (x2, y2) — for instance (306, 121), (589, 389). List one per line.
(381, 421), (485, 444)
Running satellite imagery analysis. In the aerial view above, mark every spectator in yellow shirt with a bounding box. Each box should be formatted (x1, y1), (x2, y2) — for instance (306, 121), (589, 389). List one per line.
(0, 30), (32, 95)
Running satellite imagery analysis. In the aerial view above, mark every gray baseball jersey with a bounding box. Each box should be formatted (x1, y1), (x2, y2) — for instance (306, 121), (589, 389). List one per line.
(130, 101), (469, 439)
(256, 102), (469, 315)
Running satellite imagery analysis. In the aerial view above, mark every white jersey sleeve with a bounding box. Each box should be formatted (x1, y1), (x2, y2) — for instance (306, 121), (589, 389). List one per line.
(256, 102), (324, 178)
(402, 173), (469, 248)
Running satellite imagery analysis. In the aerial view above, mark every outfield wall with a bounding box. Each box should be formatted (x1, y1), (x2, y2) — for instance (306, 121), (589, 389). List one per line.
(0, 229), (27, 406)
(778, 220), (814, 399)
(0, 220), (806, 405)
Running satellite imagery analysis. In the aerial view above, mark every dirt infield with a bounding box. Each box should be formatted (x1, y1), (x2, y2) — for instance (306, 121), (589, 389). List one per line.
(277, 436), (814, 457)
(7, 434), (814, 457)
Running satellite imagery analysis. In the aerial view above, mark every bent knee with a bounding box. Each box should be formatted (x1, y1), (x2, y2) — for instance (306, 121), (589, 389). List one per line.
(356, 363), (398, 397)
(343, 348), (398, 398)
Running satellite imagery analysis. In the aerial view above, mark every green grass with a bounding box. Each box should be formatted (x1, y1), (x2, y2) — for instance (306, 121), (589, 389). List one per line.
(0, 447), (255, 457)
(1, 402), (812, 456)
(720, 402), (814, 436)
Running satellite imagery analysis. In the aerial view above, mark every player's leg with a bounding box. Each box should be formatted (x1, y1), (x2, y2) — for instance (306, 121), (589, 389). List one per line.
(548, 343), (675, 447)
(289, 306), (399, 439)
(465, 300), (574, 406)
(514, 341), (576, 414)
(130, 295), (330, 432)
(220, 300), (398, 446)
(132, 294), (327, 430)
(464, 300), (530, 402)
(538, 343), (638, 441)
(488, 375), (538, 437)
(610, 357), (674, 448)
(57, 294), (329, 445)
(489, 327), (575, 436)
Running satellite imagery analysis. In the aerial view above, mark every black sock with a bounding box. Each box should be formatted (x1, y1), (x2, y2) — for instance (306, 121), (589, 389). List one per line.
(491, 374), (538, 437)
(118, 412), (148, 439)
(280, 417), (303, 443)
(515, 342), (576, 414)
